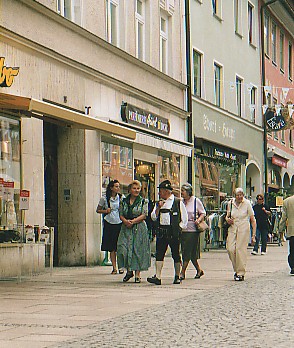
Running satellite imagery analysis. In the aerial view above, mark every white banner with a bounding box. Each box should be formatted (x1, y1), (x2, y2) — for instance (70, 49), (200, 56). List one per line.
(262, 105), (268, 115)
(288, 104), (294, 118)
(282, 87), (289, 101)
(275, 104), (281, 115)
(263, 86), (271, 98)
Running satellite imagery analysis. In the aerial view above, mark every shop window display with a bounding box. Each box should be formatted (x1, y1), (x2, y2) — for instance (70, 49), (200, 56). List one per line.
(158, 153), (180, 197)
(0, 116), (21, 241)
(102, 141), (133, 195)
(134, 160), (155, 203)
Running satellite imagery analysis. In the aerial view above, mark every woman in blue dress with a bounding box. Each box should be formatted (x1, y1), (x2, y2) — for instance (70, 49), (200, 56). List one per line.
(117, 180), (151, 283)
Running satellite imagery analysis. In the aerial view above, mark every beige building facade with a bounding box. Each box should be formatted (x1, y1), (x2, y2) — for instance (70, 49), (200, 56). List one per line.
(0, 0), (191, 270)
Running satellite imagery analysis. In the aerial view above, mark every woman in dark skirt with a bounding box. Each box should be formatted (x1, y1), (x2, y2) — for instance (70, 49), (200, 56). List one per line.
(96, 180), (123, 274)
(180, 183), (206, 280)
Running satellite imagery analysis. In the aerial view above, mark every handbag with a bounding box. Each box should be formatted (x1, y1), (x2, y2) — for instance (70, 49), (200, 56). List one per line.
(223, 200), (233, 233)
(194, 198), (208, 232)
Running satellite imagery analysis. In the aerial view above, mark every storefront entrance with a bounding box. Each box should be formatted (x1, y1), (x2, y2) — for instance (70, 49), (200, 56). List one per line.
(134, 160), (155, 204)
(44, 122), (58, 266)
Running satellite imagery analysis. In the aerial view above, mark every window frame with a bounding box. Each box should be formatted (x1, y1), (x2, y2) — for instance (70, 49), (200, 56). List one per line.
(271, 21), (277, 64)
(193, 49), (202, 97)
(135, 0), (145, 61)
(236, 76), (243, 117)
(250, 85), (257, 123)
(280, 31), (285, 72)
(57, 0), (82, 25)
(213, 62), (223, 107)
(160, 13), (168, 74)
(248, 2), (254, 45)
(289, 42), (293, 81)
(106, 0), (119, 47)
(264, 13), (270, 56)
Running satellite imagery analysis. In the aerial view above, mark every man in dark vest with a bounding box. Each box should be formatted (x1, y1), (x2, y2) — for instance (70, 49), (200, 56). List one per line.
(147, 180), (188, 285)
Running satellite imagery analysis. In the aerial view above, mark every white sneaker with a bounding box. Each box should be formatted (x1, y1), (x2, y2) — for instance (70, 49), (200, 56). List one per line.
(251, 250), (258, 255)
(261, 252), (267, 255)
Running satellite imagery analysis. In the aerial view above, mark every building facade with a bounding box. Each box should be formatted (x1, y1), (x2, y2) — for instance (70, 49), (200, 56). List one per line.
(190, 0), (263, 209)
(0, 0), (191, 270)
(260, 0), (294, 202)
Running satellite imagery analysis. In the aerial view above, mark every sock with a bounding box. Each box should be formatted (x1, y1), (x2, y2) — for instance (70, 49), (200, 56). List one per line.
(174, 262), (181, 277)
(155, 261), (164, 279)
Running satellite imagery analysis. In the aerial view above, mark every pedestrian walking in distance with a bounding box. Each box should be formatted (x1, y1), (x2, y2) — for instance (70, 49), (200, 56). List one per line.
(251, 194), (271, 256)
(226, 187), (256, 281)
(279, 194), (294, 275)
(147, 180), (188, 285)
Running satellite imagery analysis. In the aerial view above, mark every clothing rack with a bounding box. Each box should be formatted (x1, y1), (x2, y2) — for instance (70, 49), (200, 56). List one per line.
(203, 209), (228, 251)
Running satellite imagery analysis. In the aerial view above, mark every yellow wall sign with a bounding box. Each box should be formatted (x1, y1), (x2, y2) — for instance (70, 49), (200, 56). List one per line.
(276, 196), (283, 207)
(0, 57), (19, 87)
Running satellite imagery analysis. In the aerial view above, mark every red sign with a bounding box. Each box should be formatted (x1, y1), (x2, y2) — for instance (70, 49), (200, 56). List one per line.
(3, 181), (14, 188)
(19, 190), (30, 210)
(272, 155), (287, 168)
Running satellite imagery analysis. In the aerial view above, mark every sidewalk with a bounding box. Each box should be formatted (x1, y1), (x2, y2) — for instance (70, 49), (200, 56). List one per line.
(0, 243), (289, 348)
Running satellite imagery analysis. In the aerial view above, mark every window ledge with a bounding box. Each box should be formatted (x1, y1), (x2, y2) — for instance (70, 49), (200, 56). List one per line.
(249, 42), (257, 50)
(272, 61), (277, 67)
(280, 68), (285, 74)
(235, 31), (243, 39)
(289, 77), (293, 82)
(213, 13), (223, 22)
(265, 53), (270, 60)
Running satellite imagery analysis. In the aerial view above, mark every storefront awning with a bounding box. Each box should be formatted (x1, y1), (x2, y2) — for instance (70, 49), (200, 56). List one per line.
(135, 131), (193, 157)
(0, 93), (136, 140)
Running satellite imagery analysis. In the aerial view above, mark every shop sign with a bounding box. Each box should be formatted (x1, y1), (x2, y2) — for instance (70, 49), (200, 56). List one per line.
(202, 142), (248, 165)
(19, 190), (30, 210)
(121, 103), (170, 135)
(203, 114), (236, 141)
(3, 181), (14, 200)
(272, 155), (287, 168)
(0, 57), (19, 88)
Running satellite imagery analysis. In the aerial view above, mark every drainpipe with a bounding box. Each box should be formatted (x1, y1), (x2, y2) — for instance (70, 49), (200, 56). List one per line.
(185, 0), (193, 184)
(260, 0), (279, 204)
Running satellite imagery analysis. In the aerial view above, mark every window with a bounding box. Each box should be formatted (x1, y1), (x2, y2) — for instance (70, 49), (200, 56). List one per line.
(193, 50), (202, 97)
(236, 76), (243, 116)
(160, 15), (168, 73)
(290, 130), (293, 148)
(212, 0), (221, 17)
(57, 0), (81, 24)
(280, 32), (284, 72)
(250, 86), (257, 123)
(248, 3), (253, 44)
(214, 63), (222, 107)
(289, 42), (293, 80)
(234, 0), (240, 33)
(106, 0), (119, 46)
(136, 0), (145, 60)
(271, 22), (277, 63)
(281, 130), (285, 144)
(264, 13), (269, 56)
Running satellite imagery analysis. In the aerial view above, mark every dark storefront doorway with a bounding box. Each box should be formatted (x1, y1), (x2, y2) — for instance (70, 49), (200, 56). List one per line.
(44, 122), (58, 266)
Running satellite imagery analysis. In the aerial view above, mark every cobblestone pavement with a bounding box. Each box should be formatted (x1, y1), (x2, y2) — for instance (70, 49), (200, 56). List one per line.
(55, 270), (294, 348)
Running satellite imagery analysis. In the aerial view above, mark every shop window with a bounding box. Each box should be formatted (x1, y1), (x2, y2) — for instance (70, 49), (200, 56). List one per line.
(0, 116), (21, 236)
(158, 153), (180, 197)
(134, 160), (155, 203)
(102, 141), (132, 195)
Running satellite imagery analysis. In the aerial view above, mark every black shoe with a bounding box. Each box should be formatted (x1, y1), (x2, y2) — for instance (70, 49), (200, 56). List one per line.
(173, 275), (181, 284)
(134, 277), (141, 283)
(147, 275), (161, 285)
(290, 269), (294, 276)
(123, 271), (134, 282)
(194, 270), (204, 279)
(234, 275), (244, 281)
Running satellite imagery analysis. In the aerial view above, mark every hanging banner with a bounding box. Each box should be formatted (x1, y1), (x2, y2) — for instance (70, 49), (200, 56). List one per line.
(274, 104), (281, 115)
(263, 86), (271, 98)
(262, 105), (268, 115)
(19, 190), (30, 210)
(282, 87), (289, 100)
(288, 104), (294, 118)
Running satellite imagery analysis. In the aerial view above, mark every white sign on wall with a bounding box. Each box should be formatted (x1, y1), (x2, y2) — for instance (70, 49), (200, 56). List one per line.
(19, 190), (30, 210)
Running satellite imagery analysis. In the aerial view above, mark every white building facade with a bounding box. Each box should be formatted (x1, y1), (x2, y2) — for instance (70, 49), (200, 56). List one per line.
(190, 0), (264, 209)
(0, 0), (191, 270)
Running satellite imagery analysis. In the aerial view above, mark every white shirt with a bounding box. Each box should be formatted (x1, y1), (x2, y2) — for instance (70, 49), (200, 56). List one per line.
(151, 194), (188, 230)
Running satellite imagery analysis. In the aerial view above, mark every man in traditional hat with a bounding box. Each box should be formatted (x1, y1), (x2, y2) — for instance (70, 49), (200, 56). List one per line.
(147, 180), (188, 285)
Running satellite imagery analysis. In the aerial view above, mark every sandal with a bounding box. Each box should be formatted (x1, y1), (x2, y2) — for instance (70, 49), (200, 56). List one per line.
(123, 271), (134, 282)
(194, 270), (204, 279)
(111, 269), (118, 275)
(179, 273), (185, 281)
(135, 277), (141, 283)
(119, 269), (124, 274)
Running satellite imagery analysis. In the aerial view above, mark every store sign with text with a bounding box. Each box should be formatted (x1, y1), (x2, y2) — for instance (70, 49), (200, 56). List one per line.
(121, 103), (170, 135)
(203, 114), (236, 141)
(272, 155), (287, 168)
(19, 190), (30, 210)
(202, 142), (248, 165)
(0, 57), (19, 87)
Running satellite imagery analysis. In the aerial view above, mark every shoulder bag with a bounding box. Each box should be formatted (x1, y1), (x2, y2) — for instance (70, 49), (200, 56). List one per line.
(194, 197), (209, 232)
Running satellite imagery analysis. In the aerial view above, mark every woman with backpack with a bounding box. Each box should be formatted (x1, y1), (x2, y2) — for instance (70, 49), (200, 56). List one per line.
(96, 180), (123, 275)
